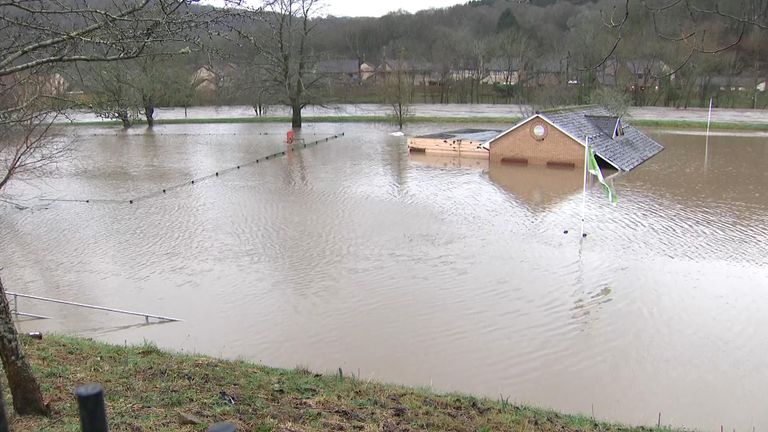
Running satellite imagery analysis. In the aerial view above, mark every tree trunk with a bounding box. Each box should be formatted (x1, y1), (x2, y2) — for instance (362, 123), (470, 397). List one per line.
(291, 104), (302, 128)
(144, 102), (155, 128)
(0, 276), (49, 416)
(117, 111), (132, 129)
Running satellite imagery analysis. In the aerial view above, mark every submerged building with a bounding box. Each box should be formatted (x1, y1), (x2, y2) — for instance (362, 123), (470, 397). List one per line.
(408, 128), (500, 158)
(408, 108), (663, 171)
(484, 108), (664, 171)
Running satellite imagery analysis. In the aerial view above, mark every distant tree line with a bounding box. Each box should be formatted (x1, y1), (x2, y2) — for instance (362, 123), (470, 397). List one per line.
(9, 0), (768, 130)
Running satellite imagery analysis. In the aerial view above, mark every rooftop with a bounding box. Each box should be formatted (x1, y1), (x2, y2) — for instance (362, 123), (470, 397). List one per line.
(486, 108), (664, 171)
(544, 108), (663, 171)
(416, 128), (501, 142)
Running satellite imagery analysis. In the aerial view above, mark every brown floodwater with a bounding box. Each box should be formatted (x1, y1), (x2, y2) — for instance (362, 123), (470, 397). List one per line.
(1, 122), (767, 431)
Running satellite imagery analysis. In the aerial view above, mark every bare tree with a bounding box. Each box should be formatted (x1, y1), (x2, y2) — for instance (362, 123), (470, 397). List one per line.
(75, 53), (192, 128)
(0, 73), (67, 415)
(0, 0), (237, 416)
(234, 0), (323, 128)
(386, 51), (411, 129)
(0, 275), (48, 416)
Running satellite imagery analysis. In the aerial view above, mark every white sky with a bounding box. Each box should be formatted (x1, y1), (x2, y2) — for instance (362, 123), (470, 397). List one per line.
(322, 0), (464, 17)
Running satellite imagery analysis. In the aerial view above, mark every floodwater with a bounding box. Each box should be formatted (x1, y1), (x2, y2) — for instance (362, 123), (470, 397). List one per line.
(60, 103), (768, 125)
(1, 122), (767, 431)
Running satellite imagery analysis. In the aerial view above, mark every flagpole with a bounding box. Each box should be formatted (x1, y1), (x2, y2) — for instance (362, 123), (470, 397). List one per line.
(705, 97), (713, 165)
(580, 136), (589, 238)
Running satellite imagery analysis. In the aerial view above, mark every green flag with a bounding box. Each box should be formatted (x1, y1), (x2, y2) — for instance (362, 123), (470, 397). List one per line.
(587, 147), (618, 204)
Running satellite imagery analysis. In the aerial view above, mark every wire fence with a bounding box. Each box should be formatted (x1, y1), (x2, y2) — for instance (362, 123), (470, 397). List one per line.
(42, 133), (346, 206)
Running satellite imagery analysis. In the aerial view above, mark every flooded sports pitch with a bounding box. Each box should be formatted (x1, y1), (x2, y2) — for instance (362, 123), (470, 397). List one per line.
(1, 122), (766, 430)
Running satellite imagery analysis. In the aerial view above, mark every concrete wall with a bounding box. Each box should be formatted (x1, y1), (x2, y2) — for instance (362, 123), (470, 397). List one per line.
(489, 117), (584, 167)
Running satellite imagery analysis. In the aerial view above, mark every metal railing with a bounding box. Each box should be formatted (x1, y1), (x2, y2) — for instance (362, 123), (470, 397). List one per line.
(6, 292), (181, 323)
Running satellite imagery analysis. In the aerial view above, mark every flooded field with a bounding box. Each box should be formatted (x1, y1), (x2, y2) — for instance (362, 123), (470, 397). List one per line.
(59, 103), (768, 125)
(1, 122), (767, 431)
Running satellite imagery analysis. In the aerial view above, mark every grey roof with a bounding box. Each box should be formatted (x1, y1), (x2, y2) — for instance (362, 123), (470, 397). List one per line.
(541, 108), (663, 171)
(315, 59), (360, 74)
(381, 60), (435, 72)
(417, 128), (500, 142)
(585, 115), (619, 137)
(487, 57), (522, 72)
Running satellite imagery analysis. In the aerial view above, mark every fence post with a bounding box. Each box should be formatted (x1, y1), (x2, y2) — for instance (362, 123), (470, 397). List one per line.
(207, 422), (236, 432)
(76, 384), (109, 432)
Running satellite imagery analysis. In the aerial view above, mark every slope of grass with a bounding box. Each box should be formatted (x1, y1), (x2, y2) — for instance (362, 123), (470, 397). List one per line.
(8, 335), (681, 432)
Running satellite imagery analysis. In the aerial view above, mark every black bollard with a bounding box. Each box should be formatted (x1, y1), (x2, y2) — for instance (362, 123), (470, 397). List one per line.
(76, 384), (109, 432)
(207, 422), (236, 432)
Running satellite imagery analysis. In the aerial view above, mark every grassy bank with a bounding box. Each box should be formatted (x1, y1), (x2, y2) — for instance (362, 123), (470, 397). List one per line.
(60, 115), (768, 131)
(11, 335), (674, 432)
(630, 119), (768, 131)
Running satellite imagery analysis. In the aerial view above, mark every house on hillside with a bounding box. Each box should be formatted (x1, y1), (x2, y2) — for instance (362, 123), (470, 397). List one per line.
(483, 58), (521, 85)
(528, 56), (569, 87)
(708, 75), (764, 92)
(191, 63), (237, 94)
(625, 59), (674, 92)
(191, 63), (237, 98)
(315, 59), (362, 82)
(360, 62), (376, 81)
(192, 65), (217, 94)
(484, 108), (663, 171)
(377, 60), (437, 85)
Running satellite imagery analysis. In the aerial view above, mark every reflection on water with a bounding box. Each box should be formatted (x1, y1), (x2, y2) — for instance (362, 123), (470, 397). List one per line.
(487, 163), (586, 211)
(1, 122), (767, 431)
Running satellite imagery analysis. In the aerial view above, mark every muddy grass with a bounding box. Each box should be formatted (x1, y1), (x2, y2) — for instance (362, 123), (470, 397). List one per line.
(8, 335), (679, 432)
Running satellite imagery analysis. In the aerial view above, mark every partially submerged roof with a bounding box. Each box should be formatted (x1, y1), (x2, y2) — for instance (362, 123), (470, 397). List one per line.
(416, 128), (501, 142)
(486, 108), (664, 171)
(584, 115), (620, 138)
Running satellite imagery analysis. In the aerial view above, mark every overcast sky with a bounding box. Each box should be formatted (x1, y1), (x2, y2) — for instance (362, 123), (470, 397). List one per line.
(323, 0), (464, 17)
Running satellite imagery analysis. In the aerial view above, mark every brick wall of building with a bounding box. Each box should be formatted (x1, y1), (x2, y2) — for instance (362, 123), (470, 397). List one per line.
(489, 117), (585, 167)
